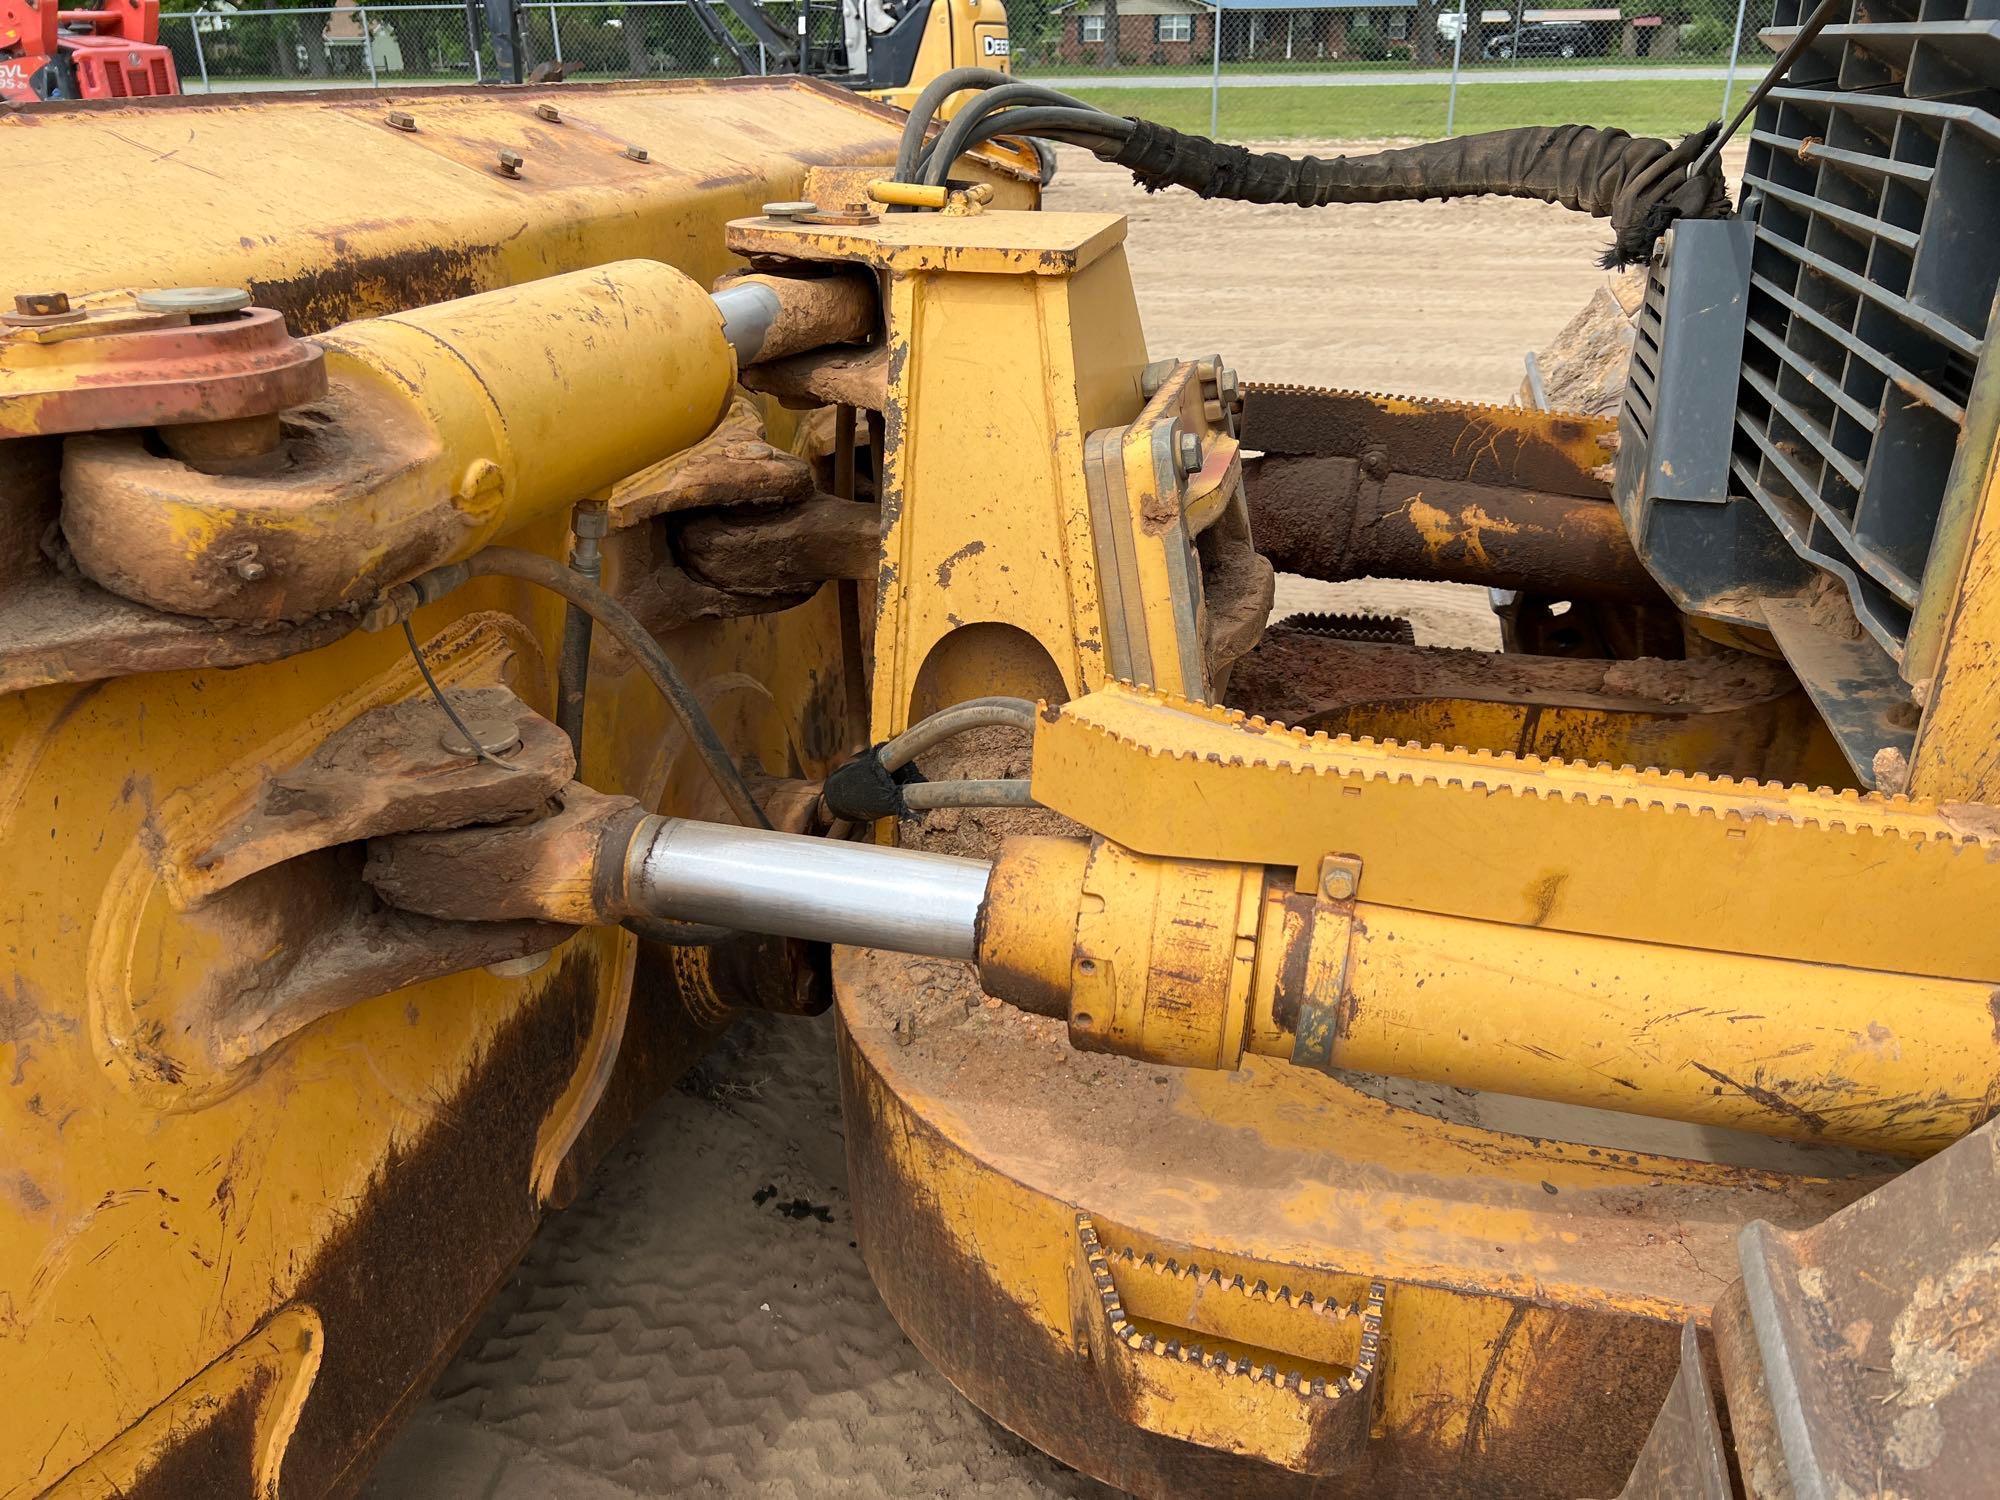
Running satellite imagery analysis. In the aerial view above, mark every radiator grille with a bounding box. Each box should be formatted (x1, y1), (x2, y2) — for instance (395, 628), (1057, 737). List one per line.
(1734, 0), (2000, 659)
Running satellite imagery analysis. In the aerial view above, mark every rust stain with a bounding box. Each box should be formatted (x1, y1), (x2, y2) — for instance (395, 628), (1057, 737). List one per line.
(934, 539), (986, 588)
(1527, 873), (1566, 928)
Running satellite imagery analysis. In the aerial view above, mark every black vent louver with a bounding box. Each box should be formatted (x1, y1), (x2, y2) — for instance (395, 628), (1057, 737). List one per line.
(1616, 0), (2000, 782)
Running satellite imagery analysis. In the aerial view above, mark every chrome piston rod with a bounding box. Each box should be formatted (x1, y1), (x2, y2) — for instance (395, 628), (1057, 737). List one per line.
(626, 817), (992, 960)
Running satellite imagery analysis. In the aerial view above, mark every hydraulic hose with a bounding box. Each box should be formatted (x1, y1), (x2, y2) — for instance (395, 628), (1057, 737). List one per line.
(915, 83), (1105, 185)
(1095, 119), (1728, 265)
(894, 65), (1019, 184)
(388, 547), (774, 831)
(906, 78), (1729, 267)
(878, 697), (1038, 771)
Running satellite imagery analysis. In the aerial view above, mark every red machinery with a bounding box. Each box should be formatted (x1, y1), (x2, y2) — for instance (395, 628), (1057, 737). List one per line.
(1, 0), (179, 102)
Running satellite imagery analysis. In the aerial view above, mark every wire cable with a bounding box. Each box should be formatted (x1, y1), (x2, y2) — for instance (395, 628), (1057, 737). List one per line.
(396, 549), (773, 831)
(401, 620), (524, 772)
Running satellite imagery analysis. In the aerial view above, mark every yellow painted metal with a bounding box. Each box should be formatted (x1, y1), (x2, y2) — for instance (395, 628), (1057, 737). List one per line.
(1028, 681), (2000, 984)
(0, 80), (883, 1498)
(867, 179), (951, 208)
(981, 833), (1998, 1151)
(1312, 904), (1997, 1152)
(1908, 415), (2000, 802)
(63, 262), (736, 622)
(835, 942), (1887, 1497)
(1067, 840), (1265, 1071)
(860, 0), (1014, 115)
(726, 208), (1151, 736)
(0, 79), (917, 334)
(1085, 358), (1257, 699)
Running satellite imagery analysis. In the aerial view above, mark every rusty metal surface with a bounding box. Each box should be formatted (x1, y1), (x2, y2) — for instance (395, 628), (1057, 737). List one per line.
(365, 782), (649, 928)
(677, 494), (880, 594)
(1611, 1321), (1735, 1500)
(1244, 452), (1660, 601)
(1726, 1118), (2000, 1496)
(0, 570), (357, 695)
(1225, 629), (1850, 783)
(178, 686), (575, 904)
(835, 936), (1886, 1499)
(740, 343), (891, 411)
(606, 394), (815, 529)
(0, 79), (922, 337)
(0, 305), (325, 440)
(1240, 384), (1617, 499)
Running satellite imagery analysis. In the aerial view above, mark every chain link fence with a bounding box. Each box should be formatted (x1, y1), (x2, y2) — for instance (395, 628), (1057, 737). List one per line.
(159, 2), (763, 90)
(1007, 0), (1763, 77)
(157, 0), (1767, 138)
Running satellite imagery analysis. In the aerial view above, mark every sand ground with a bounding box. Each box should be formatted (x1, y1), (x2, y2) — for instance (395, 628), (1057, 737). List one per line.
(368, 144), (1740, 1497)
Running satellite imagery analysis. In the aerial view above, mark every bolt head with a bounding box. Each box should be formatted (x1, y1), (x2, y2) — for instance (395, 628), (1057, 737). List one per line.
(1176, 429), (1204, 476)
(1322, 867), (1357, 901)
(232, 557), (266, 581)
(439, 715), (524, 760)
(384, 109), (417, 131)
(623, 143), (649, 163)
(496, 149), (524, 177)
(15, 292), (69, 316)
(1217, 367), (1241, 407)
(535, 102), (562, 122)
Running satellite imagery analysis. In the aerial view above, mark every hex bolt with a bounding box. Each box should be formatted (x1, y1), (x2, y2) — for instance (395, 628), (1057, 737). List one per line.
(1321, 866), (1358, 901)
(496, 149), (524, 179)
(233, 558), (267, 581)
(385, 109), (417, 132)
(1361, 446), (1390, 482)
(15, 292), (69, 317)
(535, 102), (562, 123)
(1217, 367), (1241, 408)
(623, 143), (650, 163)
(1176, 430), (1203, 477)
(761, 200), (817, 221)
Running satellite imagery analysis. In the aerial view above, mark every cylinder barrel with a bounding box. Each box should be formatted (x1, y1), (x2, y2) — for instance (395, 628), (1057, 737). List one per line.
(1250, 897), (2000, 1155)
(1244, 454), (1662, 602)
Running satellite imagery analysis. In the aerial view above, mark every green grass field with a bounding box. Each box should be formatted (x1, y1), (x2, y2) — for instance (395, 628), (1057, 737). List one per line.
(1069, 78), (1730, 140)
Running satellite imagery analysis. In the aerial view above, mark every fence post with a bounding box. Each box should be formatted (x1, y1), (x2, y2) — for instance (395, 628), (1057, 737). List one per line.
(358, 3), (379, 84)
(464, 0), (485, 80)
(1719, 0), (1752, 119)
(1445, 0), (1468, 135)
(1208, 0), (1222, 136)
(187, 13), (212, 93)
(549, 0), (562, 62)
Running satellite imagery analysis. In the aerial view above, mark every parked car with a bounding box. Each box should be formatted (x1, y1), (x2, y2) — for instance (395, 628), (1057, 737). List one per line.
(1485, 20), (1603, 57)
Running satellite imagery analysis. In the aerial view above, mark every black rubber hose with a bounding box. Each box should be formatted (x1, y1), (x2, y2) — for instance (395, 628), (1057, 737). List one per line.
(402, 547), (774, 831)
(894, 66), (1017, 184)
(928, 107), (1132, 182)
(913, 82), (1107, 185)
(1091, 119), (1729, 266)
